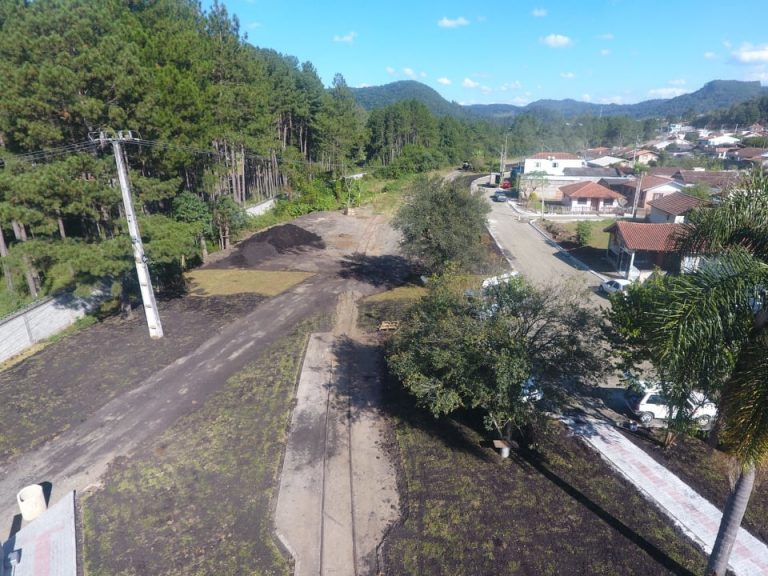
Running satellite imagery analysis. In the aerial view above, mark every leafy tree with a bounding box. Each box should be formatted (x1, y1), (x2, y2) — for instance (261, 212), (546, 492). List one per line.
(388, 271), (604, 442)
(393, 176), (490, 274)
(575, 221), (592, 246)
(608, 171), (768, 575)
(172, 191), (212, 262)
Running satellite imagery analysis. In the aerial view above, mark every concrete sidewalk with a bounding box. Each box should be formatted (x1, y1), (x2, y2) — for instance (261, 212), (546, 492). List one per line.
(275, 323), (399, 576)
(567, 417), (768, 576)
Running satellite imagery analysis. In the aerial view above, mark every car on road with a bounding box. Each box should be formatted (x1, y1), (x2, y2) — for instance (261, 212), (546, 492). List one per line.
(492, 191), (507, 202)
(500, 180), (512, 190)
(599, 278), (632, 295)
(521, 378), (543, 403)
(624, 382), (717, 427)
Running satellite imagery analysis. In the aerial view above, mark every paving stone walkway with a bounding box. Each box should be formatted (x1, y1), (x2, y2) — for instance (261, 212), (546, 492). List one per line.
(567, 417), (768, 576)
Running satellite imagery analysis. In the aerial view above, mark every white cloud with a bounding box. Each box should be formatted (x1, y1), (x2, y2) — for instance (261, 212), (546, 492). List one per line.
(582, 93), (592, 102)
(598, 96), (624, 104)
(385, 66), (396, 75)
(357, 83), (370, 88)
(723, 40), (733, 49)
(480, 85), (493, 94)
(668, 78), (686, 86)
(419, 71), (428, 78)
(704, 51), (717, 60)
(247, 21), (262, 30)
(403, 67), (415, 78)
(541, 34), (572, 48)
(333, 32), (357, 43)
(560, 71), (576, 79)
(648, 87), (688, 98)
(745, 67), (768, 82)
(532, 8), (547, 17)
(463, 78), (480, 88)
(438, 16), (469, 28)
(732, 44), (768, 64)
(597, 33), (614, 41)
(499, 81), (522, 91)
(600, 49), (611, 56)
(437, 77), (452, 85)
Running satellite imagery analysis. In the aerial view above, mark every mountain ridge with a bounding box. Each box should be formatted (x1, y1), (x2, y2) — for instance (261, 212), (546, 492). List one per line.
(351, 79), (768, 120)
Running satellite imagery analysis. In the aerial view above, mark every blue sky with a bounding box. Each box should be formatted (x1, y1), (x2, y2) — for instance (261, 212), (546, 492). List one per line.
(204, 0), (768, 106)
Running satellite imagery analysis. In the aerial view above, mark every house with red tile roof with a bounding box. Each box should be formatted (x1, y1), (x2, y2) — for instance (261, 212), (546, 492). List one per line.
(559, 181), (624, 213)
(603, 221), (685, 278)
(671, 170), (742, 194)
(599, 175), (686, 216)
(647, 192), (704, 224)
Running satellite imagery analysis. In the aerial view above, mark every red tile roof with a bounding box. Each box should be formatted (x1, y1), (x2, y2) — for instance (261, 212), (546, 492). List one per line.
(673, 170), (741, 189)
(639, 175), (680, 192)
(559, 181), (624, 199)
(528, 152), (581, 160)
(648, 192), (704, 215)
(603, 221), (685, 252)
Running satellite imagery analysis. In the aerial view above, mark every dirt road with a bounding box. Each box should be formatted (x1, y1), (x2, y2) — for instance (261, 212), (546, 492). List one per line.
(0, 208), (406, 536)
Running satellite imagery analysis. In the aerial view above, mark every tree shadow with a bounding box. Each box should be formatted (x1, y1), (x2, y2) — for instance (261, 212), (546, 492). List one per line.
(330, 336), (496, 465)
(522, 450), (698, 576)
(337, 253), (413, 288)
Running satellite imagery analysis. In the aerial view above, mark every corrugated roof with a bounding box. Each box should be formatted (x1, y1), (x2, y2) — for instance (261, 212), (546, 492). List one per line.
(648, 191), (704, 215)
(560, 181), (624, 199)
(603, 221), (684, 252)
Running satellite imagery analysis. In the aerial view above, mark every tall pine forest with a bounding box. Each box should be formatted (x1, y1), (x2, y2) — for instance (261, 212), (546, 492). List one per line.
(0, 0), (500, 315)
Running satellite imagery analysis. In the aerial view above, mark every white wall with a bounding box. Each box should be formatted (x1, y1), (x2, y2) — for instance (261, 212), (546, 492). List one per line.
(0, 285), (111, 364)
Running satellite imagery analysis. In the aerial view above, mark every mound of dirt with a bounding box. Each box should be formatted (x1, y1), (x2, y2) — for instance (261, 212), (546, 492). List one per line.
(210, 223), (326, 269)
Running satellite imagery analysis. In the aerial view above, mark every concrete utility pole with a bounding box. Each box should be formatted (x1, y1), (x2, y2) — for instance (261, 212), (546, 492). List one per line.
(96, 131), (164, 339)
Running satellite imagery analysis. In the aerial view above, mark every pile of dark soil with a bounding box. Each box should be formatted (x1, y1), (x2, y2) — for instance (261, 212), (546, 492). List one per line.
(209, 223), (326, 269)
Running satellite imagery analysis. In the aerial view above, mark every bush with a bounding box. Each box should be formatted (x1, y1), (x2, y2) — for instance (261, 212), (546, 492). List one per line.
(576, 221), (593, 246)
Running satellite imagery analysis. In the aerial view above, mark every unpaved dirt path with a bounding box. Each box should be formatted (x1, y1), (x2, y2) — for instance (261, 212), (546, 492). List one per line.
(0, 208), (406, 548)
(275, 213), (401, 576)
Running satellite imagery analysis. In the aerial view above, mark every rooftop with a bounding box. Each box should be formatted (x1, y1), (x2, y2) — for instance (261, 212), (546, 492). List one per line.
(604, 221), (685, 252)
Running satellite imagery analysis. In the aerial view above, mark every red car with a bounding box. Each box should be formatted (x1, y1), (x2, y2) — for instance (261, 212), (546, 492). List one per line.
(500, 180), (512, 189)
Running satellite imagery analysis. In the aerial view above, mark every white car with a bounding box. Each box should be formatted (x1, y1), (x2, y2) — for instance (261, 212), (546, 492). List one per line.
(625, 384), (717, 427)
(600, 278), (632, 295)
(521, 378), (543, 403)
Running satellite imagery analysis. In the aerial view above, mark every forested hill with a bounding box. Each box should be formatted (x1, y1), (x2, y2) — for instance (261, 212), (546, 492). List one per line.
(353, 79), (768, 120)
(351, 81), (467, 117)
(0, 0), (497, 316)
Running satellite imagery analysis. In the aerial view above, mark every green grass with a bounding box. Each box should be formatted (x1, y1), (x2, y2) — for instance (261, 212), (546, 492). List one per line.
(560, 219), (614, 249)
(82, 314), (329, 576)
(382, 405), (707, 575)
(185, 269), (314, 297)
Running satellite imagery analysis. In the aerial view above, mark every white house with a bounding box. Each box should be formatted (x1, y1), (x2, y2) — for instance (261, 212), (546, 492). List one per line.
(523, 152), (584, 176)
(701, 134), (740, 147)
(559, 181), (624, 214)
(647, 192), (704, 224)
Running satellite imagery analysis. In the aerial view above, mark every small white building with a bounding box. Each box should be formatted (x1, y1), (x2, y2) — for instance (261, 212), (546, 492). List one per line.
(647, 192), (704, 224)
(523, 152), (584, 176)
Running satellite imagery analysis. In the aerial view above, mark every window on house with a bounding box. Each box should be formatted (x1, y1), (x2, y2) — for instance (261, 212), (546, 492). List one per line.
(535, 161), (541, 168)
(653, 192), (664, 200)
(552, 162), (559, 168)
(577, 198), (588, 205)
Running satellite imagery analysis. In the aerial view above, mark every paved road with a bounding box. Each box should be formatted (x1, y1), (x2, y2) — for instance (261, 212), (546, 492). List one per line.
(484, 192), (604, 304)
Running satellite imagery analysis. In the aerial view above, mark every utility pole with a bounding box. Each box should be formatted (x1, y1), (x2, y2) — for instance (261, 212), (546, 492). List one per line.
(95, 130), (164, 339)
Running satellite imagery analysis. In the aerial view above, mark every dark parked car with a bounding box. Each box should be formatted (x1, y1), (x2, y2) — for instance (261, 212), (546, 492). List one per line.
(492, 191), (507, 202)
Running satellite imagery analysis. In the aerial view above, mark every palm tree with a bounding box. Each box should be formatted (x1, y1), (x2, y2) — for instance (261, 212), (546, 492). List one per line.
(623, 170), (768, 575)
